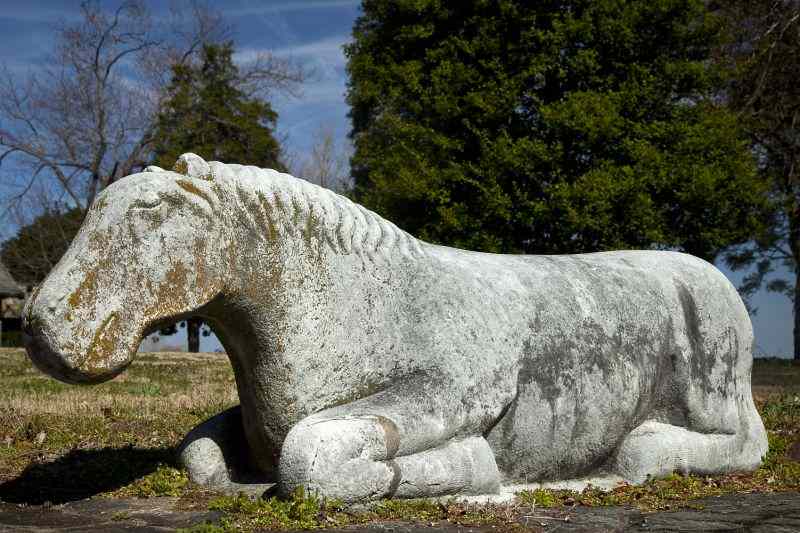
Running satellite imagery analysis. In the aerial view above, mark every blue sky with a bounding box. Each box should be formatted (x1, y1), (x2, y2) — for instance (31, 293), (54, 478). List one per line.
(0, 1), (793, 357)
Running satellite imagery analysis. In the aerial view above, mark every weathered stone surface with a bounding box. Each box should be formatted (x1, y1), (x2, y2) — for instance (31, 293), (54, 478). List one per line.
(23, 153), (768, 502)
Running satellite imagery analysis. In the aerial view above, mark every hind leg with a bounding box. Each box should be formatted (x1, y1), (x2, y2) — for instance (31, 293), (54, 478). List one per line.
(614, 350), (767, 482)
(613, 420), (751, 482)
(633, 273), (769, 482)
(614, 359), (767, 483)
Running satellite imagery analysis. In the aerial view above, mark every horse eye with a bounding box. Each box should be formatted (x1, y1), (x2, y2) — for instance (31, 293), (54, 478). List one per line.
(130, 196), (163, 210)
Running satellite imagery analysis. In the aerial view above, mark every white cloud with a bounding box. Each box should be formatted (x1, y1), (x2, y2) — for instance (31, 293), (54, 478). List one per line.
(236, 34), (349, 66)
(224, 1), (360, 16)
(236, 34), (350, 108)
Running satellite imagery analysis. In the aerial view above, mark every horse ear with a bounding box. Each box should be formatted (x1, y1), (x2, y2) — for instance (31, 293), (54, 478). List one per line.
(144, 165), (165, 173)
(173, 153), (213, 181)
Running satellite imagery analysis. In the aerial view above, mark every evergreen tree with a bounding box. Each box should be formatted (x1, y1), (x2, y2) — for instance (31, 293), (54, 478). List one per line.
(1, 207), (83, 286)
(346, 0), (768, 259)
(153, 42), (285, 171)
(152, 42), (286, 352)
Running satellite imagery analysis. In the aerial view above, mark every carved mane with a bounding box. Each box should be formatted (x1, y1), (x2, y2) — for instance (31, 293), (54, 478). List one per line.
(209, 161), (425, 260)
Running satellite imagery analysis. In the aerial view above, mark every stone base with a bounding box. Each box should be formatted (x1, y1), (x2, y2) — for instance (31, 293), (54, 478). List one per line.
(441, 476), (627, 504)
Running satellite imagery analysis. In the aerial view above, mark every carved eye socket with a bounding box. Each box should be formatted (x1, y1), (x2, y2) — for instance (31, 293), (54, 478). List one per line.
(131, 195), (163, 210)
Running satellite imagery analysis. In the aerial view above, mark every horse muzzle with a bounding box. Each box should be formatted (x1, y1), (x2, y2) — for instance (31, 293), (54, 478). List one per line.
(23, 289), (136, 384)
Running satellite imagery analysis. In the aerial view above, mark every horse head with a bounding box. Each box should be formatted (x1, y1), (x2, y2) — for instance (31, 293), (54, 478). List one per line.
(23, 153), (229, 383)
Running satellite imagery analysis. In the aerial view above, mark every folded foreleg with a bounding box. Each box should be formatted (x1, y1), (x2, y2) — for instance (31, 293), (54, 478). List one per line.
(278, 381), (501, 502)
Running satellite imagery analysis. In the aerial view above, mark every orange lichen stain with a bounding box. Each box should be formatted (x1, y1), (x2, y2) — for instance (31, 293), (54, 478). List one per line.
(68, 269), (98, 310)
(176, 179), (214, 206)
(81, 312), (122, 374)
(251, 192), (277, 242)
(291, 197), (303, 227)
(191, 237), (218, 302)
(87, 229), (111, 252)
(160, 261), (190, 308)
(165, 260), (190, 289)
(173, 158), (189, 175)
(258, 193), (279, 241)
(141, 261), (195, 322)
(273, 192), (287, 220)
(304, 207), (321, 245)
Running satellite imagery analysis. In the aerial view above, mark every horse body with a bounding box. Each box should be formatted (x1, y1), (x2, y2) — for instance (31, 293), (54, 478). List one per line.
(24, 154), (767, 502)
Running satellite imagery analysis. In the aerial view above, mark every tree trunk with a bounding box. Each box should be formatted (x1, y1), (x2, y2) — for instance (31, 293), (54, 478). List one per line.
(187, 317), (202, 353)
(791, 194), (800, 361)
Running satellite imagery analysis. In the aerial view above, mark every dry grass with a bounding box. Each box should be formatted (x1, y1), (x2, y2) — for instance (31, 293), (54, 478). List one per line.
(752, 357), (800, 400)
(0, 347), (236, 503)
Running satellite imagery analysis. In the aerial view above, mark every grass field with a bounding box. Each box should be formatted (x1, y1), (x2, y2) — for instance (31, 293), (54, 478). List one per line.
(0, 348), (798, 530)
(0, 348), (237, 504)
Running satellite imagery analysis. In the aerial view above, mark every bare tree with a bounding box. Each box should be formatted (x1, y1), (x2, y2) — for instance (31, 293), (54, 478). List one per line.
(294, 124), (352, 191)
(718, 0), (800, 358)
(0, 1), (309, 354)
(0, 0), (307, 213)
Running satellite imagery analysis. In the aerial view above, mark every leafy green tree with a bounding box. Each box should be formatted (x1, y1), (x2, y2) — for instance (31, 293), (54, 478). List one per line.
(345, 0), (768, 260)
(1, 207), (83, 286)
(152, 42), (286, 352)
(717, 1), (800, 359)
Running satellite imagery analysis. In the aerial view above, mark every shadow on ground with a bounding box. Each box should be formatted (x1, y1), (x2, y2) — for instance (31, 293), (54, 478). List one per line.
(0, 446), (174, 504)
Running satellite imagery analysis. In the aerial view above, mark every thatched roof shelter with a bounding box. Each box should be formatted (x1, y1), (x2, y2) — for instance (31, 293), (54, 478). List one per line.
(0, 261), (23, 298)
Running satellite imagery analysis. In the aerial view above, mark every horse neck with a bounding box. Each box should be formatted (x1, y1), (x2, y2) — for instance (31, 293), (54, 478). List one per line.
(206, 167), (429, 366)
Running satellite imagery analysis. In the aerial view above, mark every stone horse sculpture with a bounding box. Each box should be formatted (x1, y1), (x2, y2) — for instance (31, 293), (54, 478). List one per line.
(24, 153), (767, 502)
